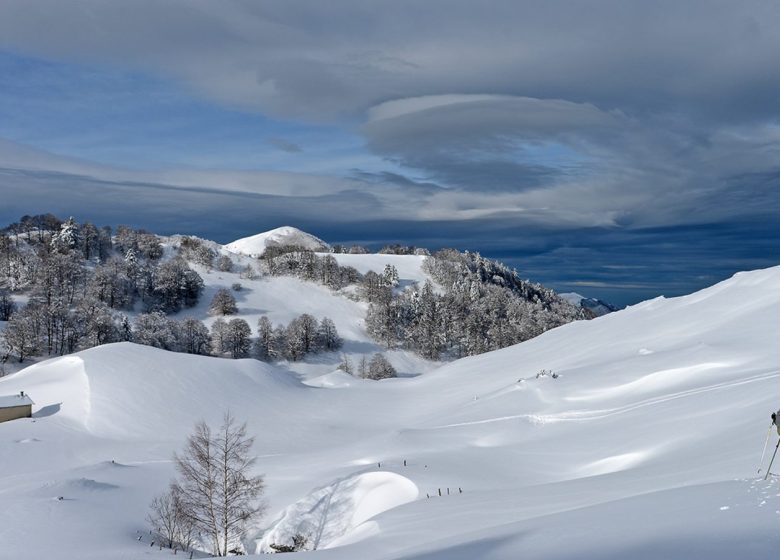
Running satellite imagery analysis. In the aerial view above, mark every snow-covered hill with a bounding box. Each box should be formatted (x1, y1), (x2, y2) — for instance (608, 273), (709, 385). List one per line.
(225, 226), (330, 257)
(175, 239), (438, 379)
(3, 265), (780, 558)
(560, 291), (618, 316)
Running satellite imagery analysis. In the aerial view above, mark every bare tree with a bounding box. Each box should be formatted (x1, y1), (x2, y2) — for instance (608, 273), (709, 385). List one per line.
(147, 485), (194, 550)
(174, 413), (265, 556)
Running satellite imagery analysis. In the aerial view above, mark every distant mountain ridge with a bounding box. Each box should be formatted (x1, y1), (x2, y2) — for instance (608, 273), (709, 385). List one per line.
(559, 292), (618, 317)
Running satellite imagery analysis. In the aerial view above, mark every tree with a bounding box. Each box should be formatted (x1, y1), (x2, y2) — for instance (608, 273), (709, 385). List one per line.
(133, 312), (179, 351)
(179, 318), (212, 355)
(174, 413), (265, 557)
(150, 258), (203, 312)
(337, 353), (353, 375)
(253, 316), (274, 361)
(284, 314), (318, 361)
(223, 318), (252, 359)
(210, 318), (228, 355)
(51, 216), (80, 252)
(357, 354), (368, 378)
(147, 485), (194, 550)
(215, 255), (233, 272)
(209, 288), (238, 316)
(239, 264), (258, 280)
(383, 264), (399, 287)
(363, 353), (397, 380)
(137, 233), (164, 261)
(316, 317), (342, 351)
(0, 290), (16, 321)
(1, 307), (40, 362)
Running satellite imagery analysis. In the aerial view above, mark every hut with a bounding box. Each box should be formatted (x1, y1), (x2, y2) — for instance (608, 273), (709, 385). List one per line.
(0, 391), (34, 423)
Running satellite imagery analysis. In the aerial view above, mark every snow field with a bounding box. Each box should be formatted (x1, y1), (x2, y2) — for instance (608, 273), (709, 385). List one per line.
(3, 265), (780, 557)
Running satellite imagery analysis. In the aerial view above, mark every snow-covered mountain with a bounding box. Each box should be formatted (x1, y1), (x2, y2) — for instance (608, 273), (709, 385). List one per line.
(560, 291), (618, 316)
(3, 264), (780, 558)
(225, 226), (330, 257)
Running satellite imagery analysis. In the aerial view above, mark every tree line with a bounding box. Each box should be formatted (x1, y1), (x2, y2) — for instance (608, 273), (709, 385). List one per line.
(1, 214), (585, 368)
(365, 249), (584, 359)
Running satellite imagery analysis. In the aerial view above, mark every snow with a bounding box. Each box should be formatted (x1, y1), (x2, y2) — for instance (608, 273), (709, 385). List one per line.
(322, 253), (429, 288)
(559, 292), (585, 306)
(174, 245), (439, 379)
(225, 226), (330, 257)
(3, 265), (780, 558)
(560, 291), (617, 316)
(256, 471), (419, 552)
(0, 393), (34, 408)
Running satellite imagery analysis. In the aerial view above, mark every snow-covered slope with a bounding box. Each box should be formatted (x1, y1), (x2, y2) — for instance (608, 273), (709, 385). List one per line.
(175, 243), (438, 379)
(225, 226), (330, 257)
(4, 266), (780, 558)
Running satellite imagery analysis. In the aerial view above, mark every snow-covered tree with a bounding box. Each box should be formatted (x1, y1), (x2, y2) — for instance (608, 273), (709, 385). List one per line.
(215, 255), (233, 272)
(149, 258), (203, 312)
(133, 312), (179, 351)
(285, 314), (319, 360)
(223, 318), (252, 359)
(383, 264), (400, 287)
(51, 216), (80, 252)
(363, 353), (397, 380)
(209, 288), (238, 316)
(253, 316), (274, 361)
(316, 317), (342, 351)
(1, 307), (40, 362)
(179, 318), (212, 355)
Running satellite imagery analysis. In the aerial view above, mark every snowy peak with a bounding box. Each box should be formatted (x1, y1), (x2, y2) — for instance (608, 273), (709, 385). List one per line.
(559, 292), (618, 317)
(224, 226), (330, 257)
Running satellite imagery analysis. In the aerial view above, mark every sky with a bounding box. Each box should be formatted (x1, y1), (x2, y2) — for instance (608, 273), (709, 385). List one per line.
(1, 1), (779, 306)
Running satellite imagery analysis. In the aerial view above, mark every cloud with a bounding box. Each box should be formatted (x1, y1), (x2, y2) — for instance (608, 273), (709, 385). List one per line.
(0, 1), (778, 120)
(267, 137), (303, 153)
(363, 95), (621, 192)
(2, 2), (780, 305)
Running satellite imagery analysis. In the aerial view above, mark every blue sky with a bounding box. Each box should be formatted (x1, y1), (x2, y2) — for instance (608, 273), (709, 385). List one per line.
(0, 51), (384, 174)
(1, 0), (779, 306)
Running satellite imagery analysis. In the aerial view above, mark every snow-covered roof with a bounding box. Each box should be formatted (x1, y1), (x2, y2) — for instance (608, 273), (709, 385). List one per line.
(0, 393), (34, 408)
